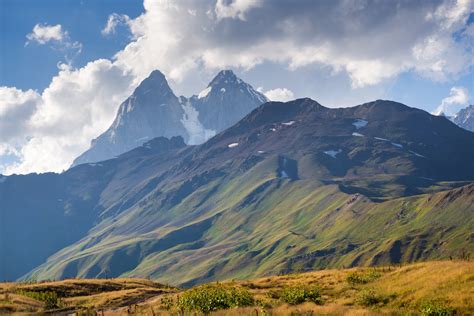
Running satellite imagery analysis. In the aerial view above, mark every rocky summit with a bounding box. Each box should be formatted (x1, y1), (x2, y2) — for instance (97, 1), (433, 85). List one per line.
(73, 70), (267, 166)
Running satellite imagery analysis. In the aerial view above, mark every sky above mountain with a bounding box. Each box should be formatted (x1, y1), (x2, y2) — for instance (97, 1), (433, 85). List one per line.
(0, 0), (473, 175)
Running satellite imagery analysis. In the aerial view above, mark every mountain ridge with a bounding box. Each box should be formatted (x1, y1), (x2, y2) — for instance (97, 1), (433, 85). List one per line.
(2, 97), (473, 283)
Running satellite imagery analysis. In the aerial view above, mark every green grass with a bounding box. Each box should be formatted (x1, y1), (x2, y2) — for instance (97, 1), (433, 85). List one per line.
(25, 154), (474, 286)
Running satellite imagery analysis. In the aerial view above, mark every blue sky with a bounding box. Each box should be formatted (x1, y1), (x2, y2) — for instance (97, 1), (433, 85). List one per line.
(1, 0), (142, 90)
(0, 0), (473, 174)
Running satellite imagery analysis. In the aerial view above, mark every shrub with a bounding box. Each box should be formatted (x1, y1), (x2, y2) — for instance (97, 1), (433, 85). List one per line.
(346, 271), (381, 285)
(279, 285), (322, 305)
(159, 296), (174, 310)
(357, 289), (390, 306)
(420, 301), (453, 316)
(177, 284), (254, 314)
(17, 290), (62, 309)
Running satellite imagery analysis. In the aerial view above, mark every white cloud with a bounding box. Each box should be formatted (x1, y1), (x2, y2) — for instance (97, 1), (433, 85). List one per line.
(263, 88), (294, 102)
(26, 24), (65, 44)
(215, 0), (262, 20)
(102, 13), (132, 36)
(0, 87), (40, 142)
(0, 60), (134, 175)
(433, 86), (470, 115)
(2, 0), (474, 175)
(115, 0), (473, 90)
(26, 23), (82, 63)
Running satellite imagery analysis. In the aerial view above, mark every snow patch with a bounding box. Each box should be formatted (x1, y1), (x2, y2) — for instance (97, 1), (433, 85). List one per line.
(228, 142), (239, 148)
(409, 150), (426, 158)
(280, 170), (289, 178)
(374, 137), (390, 141)
(198, 86), (212, 99)
(257, 150), (265, 154)
(282, 120), (295, 126)
(352, 119), (368, 129)
(352, 132), (364, 137)
(126, 100), (133, 112)
(270, 128), (277, 132)
(324, 149), (342, 158)
(180, 100), (216, 145)
(391, 142), (403, 148)
(220, 88), (226, 93)
(88, 163), (103, 167)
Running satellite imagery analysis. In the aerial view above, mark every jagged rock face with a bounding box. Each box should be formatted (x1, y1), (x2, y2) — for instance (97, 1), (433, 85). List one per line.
(453, 105), (474, 132)
(191, 70), (268, 133)
(73, 70), (187, 166)
(73, 70), (267, 166)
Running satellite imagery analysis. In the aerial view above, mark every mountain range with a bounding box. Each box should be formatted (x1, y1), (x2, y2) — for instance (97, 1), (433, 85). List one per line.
(1, 95), (473, 284)
(452, 104), (474, 132)
(72, 70), (267, 166)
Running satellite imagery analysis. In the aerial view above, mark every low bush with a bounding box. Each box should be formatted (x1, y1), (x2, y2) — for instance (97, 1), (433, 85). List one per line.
(278, 285), (323, 305)
(357, 289), (391, 306)
(346, 271), (381, 285)
(420, 301), (453, 316)
(16, 290), (62, 309)
(177, 284), (254, 314)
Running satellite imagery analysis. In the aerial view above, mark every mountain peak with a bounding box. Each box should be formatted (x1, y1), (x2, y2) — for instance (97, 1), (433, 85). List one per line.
(209, 69), (240, 86)
(133, 69), (171, 96)
(453, 104), (474, 132)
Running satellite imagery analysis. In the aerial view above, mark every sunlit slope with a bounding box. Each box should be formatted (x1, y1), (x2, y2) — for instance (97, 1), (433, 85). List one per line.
(3, 99), (474, 284)
(27, 158), (474, 286)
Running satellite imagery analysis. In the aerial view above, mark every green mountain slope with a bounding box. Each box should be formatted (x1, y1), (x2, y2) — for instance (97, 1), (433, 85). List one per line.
(12, 99), (473, 286)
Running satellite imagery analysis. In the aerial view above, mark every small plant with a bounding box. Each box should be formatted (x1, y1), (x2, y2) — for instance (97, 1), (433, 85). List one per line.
(177, 284), (254, 314)
(278, 285), (322, 305)
(346, 270), (381, 285)
(17, 290), (63, 309)
(159, 295), (174, 310)
(357, 289), (391, 306)
(420, 301), (453, 316)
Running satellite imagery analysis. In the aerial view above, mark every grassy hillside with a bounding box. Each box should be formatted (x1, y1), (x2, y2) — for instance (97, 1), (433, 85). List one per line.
(27, 174), (474, 286)
(1, 261), (472, 315)
(4, 99), (474, 283)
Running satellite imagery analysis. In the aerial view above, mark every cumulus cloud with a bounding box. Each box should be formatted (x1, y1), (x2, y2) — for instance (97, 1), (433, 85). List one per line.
(0, 61), (134, 174)
(0, 87), (40, 142)
(26, 23), (82, 63)
(102, 13), (132, 36)
(433, 86), (470, 115)
(2, 0), (473, 174)
(114, 0), (473, 89)
(262, 88), (295, 102)
(26, 24), (66, 44)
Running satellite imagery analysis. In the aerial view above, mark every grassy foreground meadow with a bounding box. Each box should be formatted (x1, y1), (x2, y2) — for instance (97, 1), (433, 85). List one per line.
(0, 260), (472, 315)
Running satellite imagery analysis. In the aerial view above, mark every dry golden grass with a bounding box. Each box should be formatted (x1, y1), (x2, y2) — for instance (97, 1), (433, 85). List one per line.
(0, 278), (176, 314)
(0, 261), (472, 315)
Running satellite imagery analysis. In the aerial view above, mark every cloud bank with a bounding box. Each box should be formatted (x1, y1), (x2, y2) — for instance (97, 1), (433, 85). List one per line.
(433, 86), (471, 115)
(263, 88), (295, 102)
(1, 0), (473, 174)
